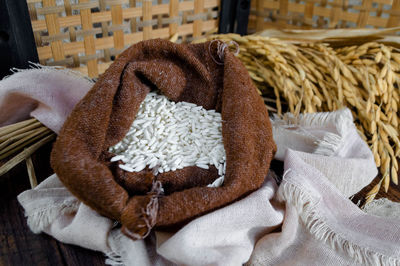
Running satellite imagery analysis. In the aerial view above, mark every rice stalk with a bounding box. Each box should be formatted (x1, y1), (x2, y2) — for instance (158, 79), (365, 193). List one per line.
(200, 34), (400, 202)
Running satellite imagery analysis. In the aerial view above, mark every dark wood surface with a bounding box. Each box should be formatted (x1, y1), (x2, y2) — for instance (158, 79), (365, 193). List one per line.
(352, 169), (400, 205)
(1, 143), (399, 266)
(0, 141), (105, 266)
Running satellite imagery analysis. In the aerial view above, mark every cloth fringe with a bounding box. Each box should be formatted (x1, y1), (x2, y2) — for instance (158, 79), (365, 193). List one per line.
(277, 174), (400, 266)
(106, 230), (127, 266)
(3, 62), (95, 83)
(122, 181), (164, 240)
(106, 229), (153, 266)
(25, 199), (80, 233)
(298, 109), (353, 155)
(105, 251), (125, 266)
(272, 109), (354, 157)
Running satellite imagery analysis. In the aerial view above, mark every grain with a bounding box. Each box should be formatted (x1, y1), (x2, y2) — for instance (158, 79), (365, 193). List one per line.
(201, 34), (400, 200)
(109, 92), (226, 187)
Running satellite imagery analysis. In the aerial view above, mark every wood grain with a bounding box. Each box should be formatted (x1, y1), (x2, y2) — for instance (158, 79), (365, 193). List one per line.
(352, 160), (400, 206)
(0, 141), (104, 266)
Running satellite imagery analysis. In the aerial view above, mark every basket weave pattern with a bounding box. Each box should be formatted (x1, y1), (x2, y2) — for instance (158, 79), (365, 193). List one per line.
(249, 0), (400, 32)
(27, 0), (220, 77)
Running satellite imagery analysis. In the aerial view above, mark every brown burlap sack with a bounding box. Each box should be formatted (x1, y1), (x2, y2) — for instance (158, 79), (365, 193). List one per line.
(51, 39), (276, 239)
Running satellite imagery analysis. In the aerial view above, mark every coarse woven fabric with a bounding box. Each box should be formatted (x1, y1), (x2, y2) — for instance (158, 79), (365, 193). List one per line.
(50, 39), (277, 239)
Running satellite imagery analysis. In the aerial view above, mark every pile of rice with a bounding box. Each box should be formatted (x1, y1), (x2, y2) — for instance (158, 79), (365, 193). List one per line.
(108, 92), (226, 187)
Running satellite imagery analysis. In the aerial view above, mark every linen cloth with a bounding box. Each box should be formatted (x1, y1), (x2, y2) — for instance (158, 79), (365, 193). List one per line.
(271, 110), (377, 197)
(2, 68), (400, 265)
(0, 66), (91, 132)
(249, 150), (400, 265)
(363, 198), (400, 219)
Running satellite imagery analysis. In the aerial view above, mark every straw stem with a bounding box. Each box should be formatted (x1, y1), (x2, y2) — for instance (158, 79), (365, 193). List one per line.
(0, 121), (42, 142)
(0, 128), (52, 160)
(0, 118), (37, 138)
(25, 156), (38, 188)
(0, 133), (56, 176)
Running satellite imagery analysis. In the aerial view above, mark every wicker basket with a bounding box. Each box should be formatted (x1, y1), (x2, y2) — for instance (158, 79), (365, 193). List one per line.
(248, 0), (400, 33)
(27, 0), (220, 78)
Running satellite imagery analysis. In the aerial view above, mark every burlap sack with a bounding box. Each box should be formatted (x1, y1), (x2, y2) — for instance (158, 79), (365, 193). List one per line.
(51, 39), (276, 239)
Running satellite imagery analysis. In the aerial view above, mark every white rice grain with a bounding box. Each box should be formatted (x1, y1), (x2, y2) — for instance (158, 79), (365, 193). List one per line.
(109, 92), (226, 187)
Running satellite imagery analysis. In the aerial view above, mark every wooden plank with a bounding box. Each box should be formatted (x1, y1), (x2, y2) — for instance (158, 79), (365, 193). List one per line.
(357, 0), (373, 27)
(38, 19), (216, 61)
(387, 0), (400, 27)
(123, 6), (141, 19)
(256, 0), (264, 31)
(80, 0), (98, 78)
(178, 19), (217, 36)
(367, 16), (388, 28)
(304, 0), (315, 27)
(205, 0), (219, 8)
(129, 0), (138, 34)
(43, 0), (65, 61)
(169, 0), (179, 36)
(328, 0), (343, 28)
(73, 61), (113, 76)
(193, 0), (205, 37)
(111, 4), (124, 49)
(278, 0), (289, 26)
(143, 0), (152, 40)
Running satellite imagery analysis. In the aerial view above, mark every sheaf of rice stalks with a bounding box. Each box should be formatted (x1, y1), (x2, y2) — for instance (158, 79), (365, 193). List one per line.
(196, 34), (399, 203)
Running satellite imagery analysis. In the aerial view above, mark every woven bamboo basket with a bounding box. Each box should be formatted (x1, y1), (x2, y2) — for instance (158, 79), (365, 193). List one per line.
(248, 0), (400, 32)
(27, 0), (220, 78)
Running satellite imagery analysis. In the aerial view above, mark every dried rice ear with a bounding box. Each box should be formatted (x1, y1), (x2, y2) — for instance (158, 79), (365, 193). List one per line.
(205, 34), (399, 202)
(51, 39), (276, 239)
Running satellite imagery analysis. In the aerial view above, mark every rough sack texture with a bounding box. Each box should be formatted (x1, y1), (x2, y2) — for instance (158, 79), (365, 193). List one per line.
(51, 39), (276, 239)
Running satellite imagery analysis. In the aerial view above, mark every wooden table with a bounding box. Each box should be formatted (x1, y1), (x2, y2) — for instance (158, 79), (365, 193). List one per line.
(0, 142), (104, 265)
(1, 142), (399, 265)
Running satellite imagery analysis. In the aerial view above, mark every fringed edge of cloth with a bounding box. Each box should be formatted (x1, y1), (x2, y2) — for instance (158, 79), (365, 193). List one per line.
(278, 173), (400, 266)
(271, 108), (354, 159)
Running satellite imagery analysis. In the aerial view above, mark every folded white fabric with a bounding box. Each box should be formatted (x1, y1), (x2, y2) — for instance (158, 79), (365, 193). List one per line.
(0, 65), (91, 132)
(249, 150), (400, 265)
(271, 110), (378, 197)
(2, 68), (399, 265)
(18, 172), (283, 266)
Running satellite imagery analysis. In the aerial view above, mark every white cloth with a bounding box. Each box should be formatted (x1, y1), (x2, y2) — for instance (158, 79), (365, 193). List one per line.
(363, 198), (400, 219)
(18, 172), (283, 266)
(0, 66), (91, 132)
(249, 150), (400, 265)
(271, 110), (377, 197)
(1, 68), (399, 265)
